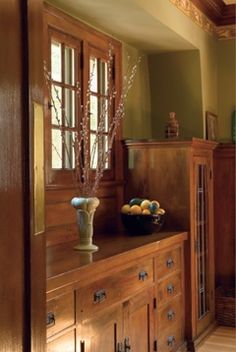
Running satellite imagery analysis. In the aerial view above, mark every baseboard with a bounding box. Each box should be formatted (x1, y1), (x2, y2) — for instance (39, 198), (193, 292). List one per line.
(186, 320), (218, 351)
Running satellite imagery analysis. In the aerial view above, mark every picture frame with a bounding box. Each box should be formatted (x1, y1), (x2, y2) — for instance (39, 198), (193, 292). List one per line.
(206, 111), (218, 141)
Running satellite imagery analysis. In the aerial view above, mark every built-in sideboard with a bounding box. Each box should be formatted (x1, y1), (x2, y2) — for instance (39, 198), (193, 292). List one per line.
(46, 231), (187, 352)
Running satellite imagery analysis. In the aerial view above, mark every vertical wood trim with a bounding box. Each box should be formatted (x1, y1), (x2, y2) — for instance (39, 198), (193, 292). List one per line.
(27, 0), (46, 350)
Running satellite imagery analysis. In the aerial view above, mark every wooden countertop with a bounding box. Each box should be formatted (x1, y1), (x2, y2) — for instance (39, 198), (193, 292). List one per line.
(47, 231), (187, 294)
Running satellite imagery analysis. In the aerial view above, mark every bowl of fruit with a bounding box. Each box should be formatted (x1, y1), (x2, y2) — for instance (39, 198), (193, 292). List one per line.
(121, 198), (165, 235)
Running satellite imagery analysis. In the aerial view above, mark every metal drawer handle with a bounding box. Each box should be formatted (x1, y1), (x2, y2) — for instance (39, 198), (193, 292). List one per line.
(167, 335), (176, 347)
(46, 311), (55, 327)
(117, 342), (124, 352)
(167, 284), (174, 294)
(139, 270), (148, 281)
(124, 337), (131, 351)
(166, 257), (174, 268)
(167, 310), (175, 320)
(94, 289), (106, 303)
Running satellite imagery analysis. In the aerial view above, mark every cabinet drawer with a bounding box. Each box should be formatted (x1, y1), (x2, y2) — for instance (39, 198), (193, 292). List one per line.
(157, 272), (182, 307)
(47, 292), (75, 338)
(157, 295), (183, 332)
(47, 330), (76, 352)
(157, 324), (183, 352)
(77, 258), (153, 319)
(155, 246), (181, 279)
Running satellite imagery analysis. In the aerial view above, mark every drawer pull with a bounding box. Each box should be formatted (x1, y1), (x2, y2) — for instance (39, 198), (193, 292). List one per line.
(46, 312), (55, 327)
(167, 310), (175, 320)
(80, 340), (85, 352)
(94, 289), (106, 303)
(167, 284), (174, 294)
(139, 270), (148, 281)
(166, 258), (174, 268)
(117, 342), (124, 352)
(124, 337), (131, 351)
(167, 335), (175, 347)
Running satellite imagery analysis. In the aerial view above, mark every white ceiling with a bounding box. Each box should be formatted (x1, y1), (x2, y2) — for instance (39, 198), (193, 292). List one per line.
(46, 0), (195, 53)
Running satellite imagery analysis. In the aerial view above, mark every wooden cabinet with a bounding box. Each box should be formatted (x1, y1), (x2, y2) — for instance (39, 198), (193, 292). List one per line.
(46, 232), (187, 352)
(214, 143), (235, 288)
(124, 138), (217, 351)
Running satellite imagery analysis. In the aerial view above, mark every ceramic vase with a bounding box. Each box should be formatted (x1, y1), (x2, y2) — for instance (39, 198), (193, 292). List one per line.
(71, 197), (100, 251)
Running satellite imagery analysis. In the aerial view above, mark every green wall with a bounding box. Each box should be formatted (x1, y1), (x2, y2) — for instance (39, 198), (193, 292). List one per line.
(148, 50), (203, 139)
(122, 44), (152, 139)
(217, 39), (236, 142)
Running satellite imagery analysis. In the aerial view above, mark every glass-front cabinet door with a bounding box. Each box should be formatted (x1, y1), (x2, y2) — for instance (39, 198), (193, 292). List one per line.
(193, 156), (214, 336)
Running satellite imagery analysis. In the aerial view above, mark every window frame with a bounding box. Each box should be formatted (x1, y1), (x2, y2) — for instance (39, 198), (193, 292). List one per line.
(44, 6), (122, 190)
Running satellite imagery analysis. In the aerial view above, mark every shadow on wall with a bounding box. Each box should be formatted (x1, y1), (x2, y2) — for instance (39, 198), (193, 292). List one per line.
(148, 50), (203, 140)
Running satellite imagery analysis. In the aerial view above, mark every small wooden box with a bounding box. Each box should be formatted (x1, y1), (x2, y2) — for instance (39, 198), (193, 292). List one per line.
(216, 287), (235, 327)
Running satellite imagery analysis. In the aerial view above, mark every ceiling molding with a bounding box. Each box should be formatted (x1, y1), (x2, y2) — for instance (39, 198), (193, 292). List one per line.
(191, 0), (236, 26)
(170, 0), (236, 39)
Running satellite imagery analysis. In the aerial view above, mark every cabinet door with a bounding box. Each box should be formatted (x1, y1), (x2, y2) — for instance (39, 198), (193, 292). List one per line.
(123, 287), (154, 352)
(77, 305), (122, 352)
(193, 156), (214, 335)
(47, 330), (76, 352)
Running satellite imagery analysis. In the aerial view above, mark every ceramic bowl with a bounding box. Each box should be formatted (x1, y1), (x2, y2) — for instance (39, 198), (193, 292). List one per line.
(121, 213), (165, 235)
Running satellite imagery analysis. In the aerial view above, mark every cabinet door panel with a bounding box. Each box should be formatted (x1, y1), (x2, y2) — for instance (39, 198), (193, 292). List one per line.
(124, 288), (154, 352)
(47, 330), (76, 352)
(78, 305), (122, 352)
(193, 156), (214, 336)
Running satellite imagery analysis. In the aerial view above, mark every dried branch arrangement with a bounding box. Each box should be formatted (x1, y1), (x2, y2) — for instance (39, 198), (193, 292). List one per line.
(44, 45), (140, 197)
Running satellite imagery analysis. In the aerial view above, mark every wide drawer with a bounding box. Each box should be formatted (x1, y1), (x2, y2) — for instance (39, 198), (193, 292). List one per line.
(47, 292), (75, 338)
(157, 272), (182, 307)
(76, 258), (153, 319)
(155, 246), (181, 280)
(157, 323), (184, 352)
(157, 295), (183, 332)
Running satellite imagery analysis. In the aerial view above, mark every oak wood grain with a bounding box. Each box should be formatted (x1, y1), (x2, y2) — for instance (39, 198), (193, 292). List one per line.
(197, 326), (236, 352)
(46, 231), (187, 295)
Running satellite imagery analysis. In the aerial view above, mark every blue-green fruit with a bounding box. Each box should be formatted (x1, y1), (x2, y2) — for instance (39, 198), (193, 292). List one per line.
(129, 198), (143, 206)
(149, 202), (159, 214)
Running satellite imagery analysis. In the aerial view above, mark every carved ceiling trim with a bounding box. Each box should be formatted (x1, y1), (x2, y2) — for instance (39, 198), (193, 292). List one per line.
(169, 0), (236, 39)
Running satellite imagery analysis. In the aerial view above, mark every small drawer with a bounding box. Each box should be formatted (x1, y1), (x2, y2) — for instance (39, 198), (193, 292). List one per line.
(46, 292), (75, 338)
(47, 330), (75, 352)
(157, 295), (183, 332)
(157, 324), (183, 352)
(155, 246), (181, 279)
(157, 272), (182, 307)
(77, 258), (153, 320)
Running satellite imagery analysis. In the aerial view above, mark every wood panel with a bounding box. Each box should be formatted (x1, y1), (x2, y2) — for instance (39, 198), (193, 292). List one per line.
(0, 1), (25, 350)
(125, 145), (190, 231)
(27, 0), (46, 351)
(214, 144), (235, 288)
(47, 330), (76, 352)
(124, 287), (154, 352)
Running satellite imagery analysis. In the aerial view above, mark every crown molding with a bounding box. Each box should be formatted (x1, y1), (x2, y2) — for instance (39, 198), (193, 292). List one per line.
(170, 0), (236, 39)
(191, 0), (235, 26)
